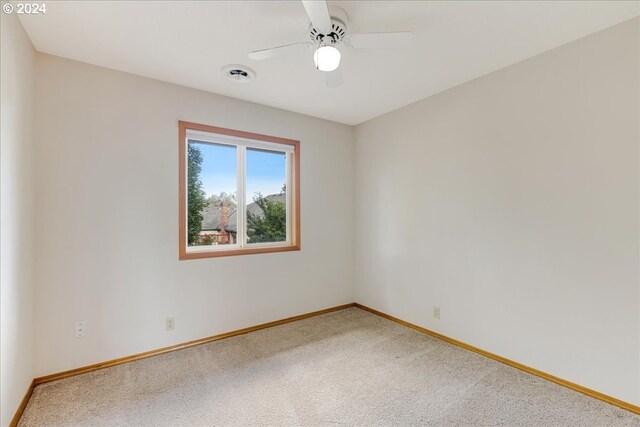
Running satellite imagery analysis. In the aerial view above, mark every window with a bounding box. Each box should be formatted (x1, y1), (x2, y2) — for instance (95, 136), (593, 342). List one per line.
(179, 121), (300, 259)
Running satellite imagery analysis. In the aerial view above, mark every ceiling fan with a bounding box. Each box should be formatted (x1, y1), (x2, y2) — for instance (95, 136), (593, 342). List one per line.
(248, 0), (412, 88)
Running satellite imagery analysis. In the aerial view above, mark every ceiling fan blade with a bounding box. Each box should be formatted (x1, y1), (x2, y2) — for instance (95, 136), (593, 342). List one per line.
(248, 42), (311, 61)
(325, 68), (344, 88)
(347, 32), (413, 49)
(301, 0), (332, 34)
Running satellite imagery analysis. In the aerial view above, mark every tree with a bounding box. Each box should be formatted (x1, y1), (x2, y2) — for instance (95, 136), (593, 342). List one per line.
(247, 193), (286, 243)
(187, 143), (207, 245)
(207, 191), (237, 209)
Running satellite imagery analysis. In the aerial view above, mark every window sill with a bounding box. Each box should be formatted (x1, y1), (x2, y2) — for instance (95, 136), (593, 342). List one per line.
(179, 244), (300, 260)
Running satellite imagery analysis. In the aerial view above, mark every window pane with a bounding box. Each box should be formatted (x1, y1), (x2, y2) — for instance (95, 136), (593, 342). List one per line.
(245, 148), (287, 245)
(187, 140), (237, 247)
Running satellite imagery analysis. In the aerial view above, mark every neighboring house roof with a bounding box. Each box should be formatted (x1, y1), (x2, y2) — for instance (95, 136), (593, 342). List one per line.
(200, 204), (238, 233)
(201, 193), (285, 233)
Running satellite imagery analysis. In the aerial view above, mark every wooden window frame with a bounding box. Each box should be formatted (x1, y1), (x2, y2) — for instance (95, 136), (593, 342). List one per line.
(178, 121), (300, 260)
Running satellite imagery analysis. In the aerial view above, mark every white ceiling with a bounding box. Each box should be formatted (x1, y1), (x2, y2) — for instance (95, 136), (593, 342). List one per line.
(19, 1), (640, 125)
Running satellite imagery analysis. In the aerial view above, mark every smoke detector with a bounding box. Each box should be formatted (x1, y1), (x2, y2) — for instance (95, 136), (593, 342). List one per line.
(221, 65), (256, 83)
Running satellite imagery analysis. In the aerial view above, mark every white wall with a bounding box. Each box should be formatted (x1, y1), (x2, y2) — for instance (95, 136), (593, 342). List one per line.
(34, 54), (354, 376)
(0, 12), (36, 427)
(354, 18), (640, 405)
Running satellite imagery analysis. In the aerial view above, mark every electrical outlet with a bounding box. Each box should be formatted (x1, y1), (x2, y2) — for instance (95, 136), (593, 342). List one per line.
(165, 317), (175, 331)
(433, 307), (441, 320)
(75, 321), (86, 338)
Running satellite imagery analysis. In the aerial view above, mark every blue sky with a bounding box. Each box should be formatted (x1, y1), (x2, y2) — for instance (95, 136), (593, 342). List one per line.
(192, 141), (285, 202)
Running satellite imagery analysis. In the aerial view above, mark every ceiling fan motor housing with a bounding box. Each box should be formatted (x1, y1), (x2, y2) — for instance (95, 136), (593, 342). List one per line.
(309, 6), (349, 46)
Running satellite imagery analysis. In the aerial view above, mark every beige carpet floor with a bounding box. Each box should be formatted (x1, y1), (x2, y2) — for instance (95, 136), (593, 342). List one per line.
(19, 308), (640, 426)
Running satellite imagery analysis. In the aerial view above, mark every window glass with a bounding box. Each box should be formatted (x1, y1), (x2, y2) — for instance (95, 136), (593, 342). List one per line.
(245, 148), (287, 244)
(187, 140), (237, 247)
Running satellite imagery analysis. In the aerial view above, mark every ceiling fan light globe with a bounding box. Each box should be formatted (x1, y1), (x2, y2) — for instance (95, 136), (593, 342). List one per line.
(313, 46), (341, 72)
